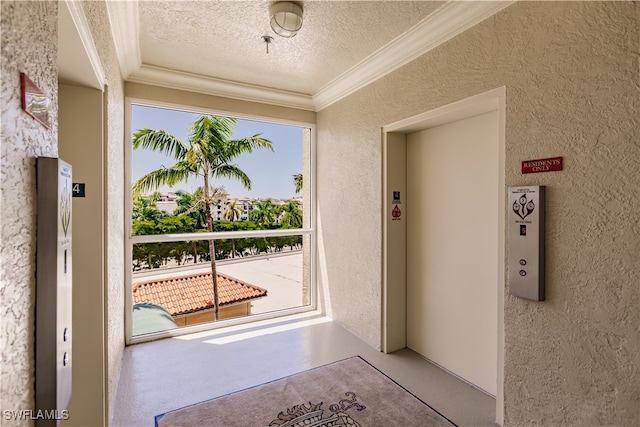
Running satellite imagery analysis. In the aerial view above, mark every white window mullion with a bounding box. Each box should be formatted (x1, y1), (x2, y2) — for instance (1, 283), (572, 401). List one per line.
(130, 228), (312, 244)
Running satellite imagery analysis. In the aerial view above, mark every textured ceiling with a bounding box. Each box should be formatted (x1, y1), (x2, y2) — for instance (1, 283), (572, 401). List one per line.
(59, 1), (512, 110)
(138, 1), (444, 96)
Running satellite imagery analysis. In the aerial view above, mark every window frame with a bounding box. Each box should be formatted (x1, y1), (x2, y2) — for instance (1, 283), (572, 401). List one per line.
(124, 97), (316, 345)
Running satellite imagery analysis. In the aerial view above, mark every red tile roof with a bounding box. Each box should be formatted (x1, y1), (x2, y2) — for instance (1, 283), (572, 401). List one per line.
(132, 271), (267, 316)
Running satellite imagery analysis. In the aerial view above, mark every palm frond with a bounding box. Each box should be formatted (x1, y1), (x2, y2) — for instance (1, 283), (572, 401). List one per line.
(132, 128), (189, 160)
(132, 161), (195, 194)
(211, 164), (252, 190)
(191, 116), (236, 147)
(293, 173), (303, 193)
(224, 136), (274, 158)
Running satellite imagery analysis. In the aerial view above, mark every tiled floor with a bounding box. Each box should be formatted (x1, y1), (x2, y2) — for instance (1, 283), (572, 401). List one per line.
(112, 313), (497, 426)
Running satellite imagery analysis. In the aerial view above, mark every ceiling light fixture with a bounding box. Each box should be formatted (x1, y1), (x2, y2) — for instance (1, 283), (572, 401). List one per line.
(269, 2), (303, 38)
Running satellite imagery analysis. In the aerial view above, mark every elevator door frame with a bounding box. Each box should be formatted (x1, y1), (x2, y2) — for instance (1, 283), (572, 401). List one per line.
(381, 87), (506, 425)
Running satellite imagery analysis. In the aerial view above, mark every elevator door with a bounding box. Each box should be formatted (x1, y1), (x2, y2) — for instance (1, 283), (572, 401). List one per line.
(406, 110), (498, 395)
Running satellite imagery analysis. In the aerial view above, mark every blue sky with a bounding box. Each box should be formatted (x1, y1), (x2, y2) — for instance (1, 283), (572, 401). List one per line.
(130, 104), (304, 199)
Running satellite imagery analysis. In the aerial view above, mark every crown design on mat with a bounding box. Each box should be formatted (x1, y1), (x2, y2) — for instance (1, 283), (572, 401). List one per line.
(269, 392), (364, 427)
(269, 402), (324, 426)
(329, 391), (366, 414)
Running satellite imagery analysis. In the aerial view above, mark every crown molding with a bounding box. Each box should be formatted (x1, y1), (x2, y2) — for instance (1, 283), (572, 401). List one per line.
(105, 0), (513, 112)
(106, 0), (140, 80)
(61, 0), (105, 89)
(312, 1), (515, 111)
(128, 65), (316, 111)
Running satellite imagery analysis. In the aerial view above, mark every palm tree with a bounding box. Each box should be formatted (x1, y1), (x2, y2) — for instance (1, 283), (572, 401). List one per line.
(174, 187), (227, 263)
(131, 194), (168, 269)
(223, 199), (243, 258)
(132, 193), (165, 224)
(132, 115), (273, 320)
(279, 200), (302, 229)
(223, 199), (243, 222)
(293, 173), (303, 194)
(249, 198), (279, 229)
(173, 189), (206, 229)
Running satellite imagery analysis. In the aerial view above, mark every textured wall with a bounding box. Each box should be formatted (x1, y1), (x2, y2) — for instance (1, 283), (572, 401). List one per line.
(0, 1), (126, 422)
(0, 1), (58, 424)
(79, 1), (126, 419)
(317, 2), (639, 425)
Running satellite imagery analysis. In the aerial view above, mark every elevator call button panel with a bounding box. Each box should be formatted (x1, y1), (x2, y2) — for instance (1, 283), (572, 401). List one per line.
(508, 185), (545, 301)
(36, 157), (73, 423)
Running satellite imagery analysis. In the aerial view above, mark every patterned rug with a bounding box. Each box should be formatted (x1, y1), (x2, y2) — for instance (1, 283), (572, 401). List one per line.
(155, 356), (456, 426)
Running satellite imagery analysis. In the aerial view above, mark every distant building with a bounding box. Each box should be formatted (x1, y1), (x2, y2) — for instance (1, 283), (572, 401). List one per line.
(148, 192), (178, 214)
(149, 192), (303, 221)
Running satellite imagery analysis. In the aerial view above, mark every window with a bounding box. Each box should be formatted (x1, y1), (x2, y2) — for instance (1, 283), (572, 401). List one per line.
(125, 101), (314, 343)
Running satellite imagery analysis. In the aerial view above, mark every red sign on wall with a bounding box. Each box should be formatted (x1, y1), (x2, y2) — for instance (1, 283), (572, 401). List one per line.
(20, 73), (51, 129)
(391, 205), (401, 220)
(522, 157), (563, 174)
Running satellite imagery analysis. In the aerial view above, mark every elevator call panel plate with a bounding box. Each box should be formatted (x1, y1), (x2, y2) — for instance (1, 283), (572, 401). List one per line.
(508, 186), (545, 301)
(36, 157), (73, 424)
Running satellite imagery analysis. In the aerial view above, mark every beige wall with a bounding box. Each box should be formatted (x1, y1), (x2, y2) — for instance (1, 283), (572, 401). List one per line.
(125, 82), (316, 125)
(317, 2), (639, 425)
(0, 1), (59, 425)
(382, 132), (406, 353)
(59, 84), (106, 427)
(174, 303), (251, 327)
